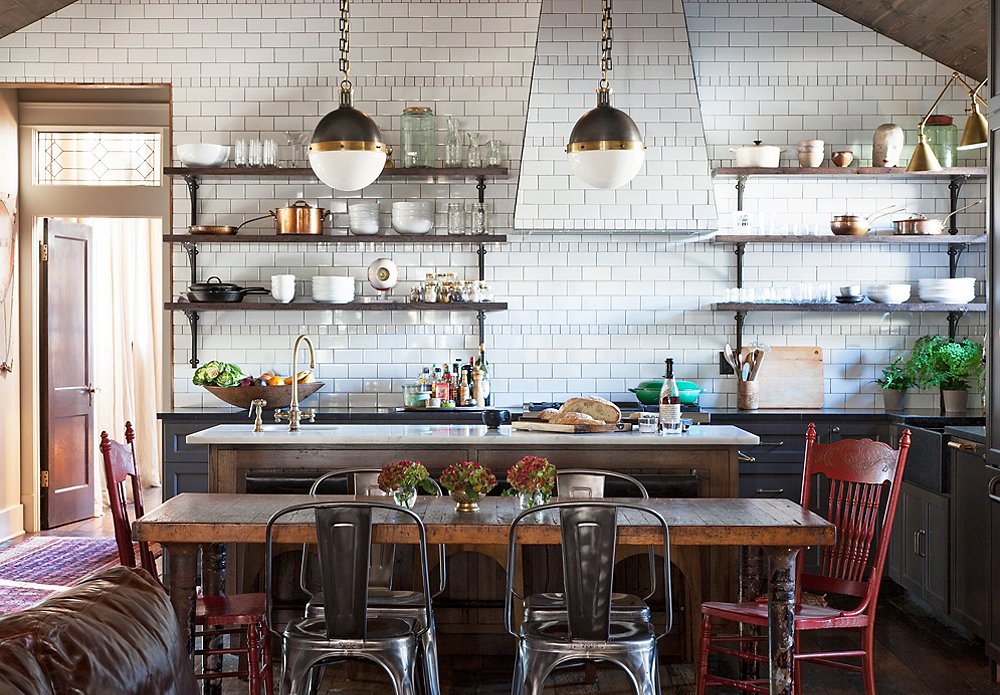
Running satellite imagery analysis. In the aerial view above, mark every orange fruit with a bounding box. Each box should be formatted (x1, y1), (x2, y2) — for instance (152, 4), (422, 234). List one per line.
(267, 375), (285, 386)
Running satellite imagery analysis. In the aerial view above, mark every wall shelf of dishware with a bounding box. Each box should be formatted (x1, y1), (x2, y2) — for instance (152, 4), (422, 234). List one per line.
(163, 165), (508, 179)
(165, 300), (508, 312)
(714, 302), (986, 313)
(712, 166), (987, 177)
(162, 233), (507, 244)
(712, 234), (987, 245)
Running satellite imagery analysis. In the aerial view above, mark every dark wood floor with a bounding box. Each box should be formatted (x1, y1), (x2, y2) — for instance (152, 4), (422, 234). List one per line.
(12, 501), (999, 694)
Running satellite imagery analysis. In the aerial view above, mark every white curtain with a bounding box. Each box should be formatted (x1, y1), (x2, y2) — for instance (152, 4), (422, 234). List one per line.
(85, 217), (163, 489)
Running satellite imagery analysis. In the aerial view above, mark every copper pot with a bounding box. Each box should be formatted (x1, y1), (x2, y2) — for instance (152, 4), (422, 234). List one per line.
(892, 201), (982, 235)
(272, 200), (332, 235)
(830, 205), (901, 236)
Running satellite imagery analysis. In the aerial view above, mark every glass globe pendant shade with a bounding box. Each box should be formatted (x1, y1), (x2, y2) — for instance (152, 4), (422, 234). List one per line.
(566, 88), (645, 189)
(309, 88), (386, 192)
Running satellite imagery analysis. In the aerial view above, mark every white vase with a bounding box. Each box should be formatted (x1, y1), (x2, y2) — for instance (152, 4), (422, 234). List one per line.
(872, 124), (904, 167)
(393, 487), (418, 509)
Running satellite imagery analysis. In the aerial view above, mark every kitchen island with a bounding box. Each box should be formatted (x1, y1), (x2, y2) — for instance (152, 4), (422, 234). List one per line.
(187, 423), (759, 497)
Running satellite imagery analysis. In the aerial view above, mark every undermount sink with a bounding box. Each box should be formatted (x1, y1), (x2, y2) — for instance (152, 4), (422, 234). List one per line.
(255, 424), (338, 432)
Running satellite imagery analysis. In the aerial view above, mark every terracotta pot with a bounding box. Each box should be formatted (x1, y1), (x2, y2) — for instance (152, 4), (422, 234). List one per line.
(942, 389), (968, 413)
(881, 388), (907, 411)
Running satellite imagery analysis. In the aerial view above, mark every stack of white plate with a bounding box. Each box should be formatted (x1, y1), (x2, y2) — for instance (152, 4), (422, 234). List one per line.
(312, 276), (355, 303)
(917, 277), (976, 304)
(866, 283), (911, 304)
(348, 201), (380, 235)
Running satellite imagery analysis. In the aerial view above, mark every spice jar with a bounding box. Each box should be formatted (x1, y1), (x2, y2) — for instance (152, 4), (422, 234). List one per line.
(400, 106), (436, 168)
(924, 115), (957, 168)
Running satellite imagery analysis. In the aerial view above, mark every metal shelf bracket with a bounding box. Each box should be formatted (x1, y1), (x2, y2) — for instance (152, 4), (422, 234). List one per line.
(477, 243), (487, 282)
(182, 175), (200, 226)
(948, 174), (970, 235)
(182, 241), (199, 283)
(947, 242), (968, 278)
(183, 310), (201, 368)
(947, 310), (967, 340)
(734, 242), (746, 288)
(735, 175), (749, 212)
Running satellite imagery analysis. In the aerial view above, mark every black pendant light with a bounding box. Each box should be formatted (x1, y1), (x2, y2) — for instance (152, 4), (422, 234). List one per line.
(309, 0), (386, 191)
(566, 0), (645, 189)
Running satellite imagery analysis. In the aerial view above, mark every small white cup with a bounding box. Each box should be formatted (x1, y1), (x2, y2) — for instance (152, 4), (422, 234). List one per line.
(271, 274), (296, 303)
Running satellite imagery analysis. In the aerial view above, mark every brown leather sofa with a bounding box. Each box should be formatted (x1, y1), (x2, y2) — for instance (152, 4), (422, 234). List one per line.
(0, 565), (198, 695)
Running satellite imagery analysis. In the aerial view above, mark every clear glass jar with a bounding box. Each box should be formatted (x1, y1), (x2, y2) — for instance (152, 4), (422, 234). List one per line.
(924, 115), (958, 168)
(447, 202), (466, 235)
(444, 117), (463, 167)
(401, 106), (436, 168)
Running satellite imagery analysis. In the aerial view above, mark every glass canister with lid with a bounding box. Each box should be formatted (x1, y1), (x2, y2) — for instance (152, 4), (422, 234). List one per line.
(400, 106), (436, 168)
(924, 115), (958, 168)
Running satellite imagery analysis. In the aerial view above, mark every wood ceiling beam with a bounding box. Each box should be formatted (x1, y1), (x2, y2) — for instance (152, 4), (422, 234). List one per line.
(0, 0), (78, 39)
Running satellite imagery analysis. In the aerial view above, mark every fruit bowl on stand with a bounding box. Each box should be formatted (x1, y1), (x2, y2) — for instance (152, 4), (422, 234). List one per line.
(203, 382), (324, 410)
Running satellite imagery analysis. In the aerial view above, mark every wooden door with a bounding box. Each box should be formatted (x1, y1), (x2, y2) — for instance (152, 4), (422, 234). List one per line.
(40, 219), (95, 529)
(987, 0), (1000, 467)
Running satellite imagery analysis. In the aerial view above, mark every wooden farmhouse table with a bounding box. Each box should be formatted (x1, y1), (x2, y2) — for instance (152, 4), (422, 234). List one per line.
(134, 493), (835, 695)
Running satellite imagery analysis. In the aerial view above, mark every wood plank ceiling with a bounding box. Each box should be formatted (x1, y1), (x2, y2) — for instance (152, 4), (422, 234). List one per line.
(813, 0), (987, 81)
(0, 0), (989, 82)
(0, 0), (77, 38)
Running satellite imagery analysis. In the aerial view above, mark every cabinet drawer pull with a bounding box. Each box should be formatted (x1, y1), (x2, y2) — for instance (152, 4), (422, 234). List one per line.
(760, 441), (785, 448)
(755, 488), (785, 495)
(988, 475), (1000, 503)
(917, 529), (927, 558)
(947, 440), (978, 452)
(738, 451), (756, 463)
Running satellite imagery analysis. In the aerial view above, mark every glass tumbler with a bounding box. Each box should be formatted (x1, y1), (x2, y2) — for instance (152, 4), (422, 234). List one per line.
(262, 139), (278, 167)
(248, 138), (263, 167)
(234, 139), (248, 167)
(447, 202), (466, 235)
(486, 139), (503, 166)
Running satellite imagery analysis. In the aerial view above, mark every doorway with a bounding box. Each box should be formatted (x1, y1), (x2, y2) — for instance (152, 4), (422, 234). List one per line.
(13, 87), (170, 530)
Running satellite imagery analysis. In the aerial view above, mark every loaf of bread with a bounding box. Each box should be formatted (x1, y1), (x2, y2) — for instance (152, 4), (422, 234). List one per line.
(537, 408), (561, 422)
(559, 396), (621, 424)
(548, 412), (599, 426)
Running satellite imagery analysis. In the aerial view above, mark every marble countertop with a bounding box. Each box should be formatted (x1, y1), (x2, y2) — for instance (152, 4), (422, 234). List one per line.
(186, 423), (760, 446)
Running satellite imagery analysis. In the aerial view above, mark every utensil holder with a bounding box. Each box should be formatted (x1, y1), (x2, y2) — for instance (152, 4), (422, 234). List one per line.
(737, 380), (759, 411)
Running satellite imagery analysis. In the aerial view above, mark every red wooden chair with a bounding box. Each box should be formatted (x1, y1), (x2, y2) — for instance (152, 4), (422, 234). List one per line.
(100, 423), (274, 694)
(696, 423), (910, 694)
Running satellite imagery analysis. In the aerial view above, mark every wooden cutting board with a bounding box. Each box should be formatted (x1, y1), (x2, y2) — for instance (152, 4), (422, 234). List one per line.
(743, 346), (824, 409)
(511, 420), (620, 433)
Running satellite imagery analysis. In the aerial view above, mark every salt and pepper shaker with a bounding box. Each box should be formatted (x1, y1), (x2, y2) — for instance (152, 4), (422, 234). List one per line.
(250, 398), (267, 432)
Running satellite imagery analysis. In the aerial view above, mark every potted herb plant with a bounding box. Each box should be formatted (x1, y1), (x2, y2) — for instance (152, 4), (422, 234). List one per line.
(440, 461), (497, 512)
(377, 460), (436, 509)
(874, 356), (913, 411)
(905, 335), (984, 413)
(504, 456), (556, 509)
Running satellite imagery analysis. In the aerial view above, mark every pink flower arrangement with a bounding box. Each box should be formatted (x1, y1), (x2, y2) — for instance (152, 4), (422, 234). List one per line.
(378, 460), (433, 494)
(506, 456), (556, 498)
(439, 461), (497, 497)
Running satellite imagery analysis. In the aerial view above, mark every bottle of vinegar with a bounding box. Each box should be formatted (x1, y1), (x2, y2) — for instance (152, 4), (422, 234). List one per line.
(658, 358), (682, 435)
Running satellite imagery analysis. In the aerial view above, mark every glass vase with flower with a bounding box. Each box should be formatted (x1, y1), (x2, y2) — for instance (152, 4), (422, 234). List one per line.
(439, 461), (497, 512)
(504, 456), (556, 509)
(377, 460), (435, 509)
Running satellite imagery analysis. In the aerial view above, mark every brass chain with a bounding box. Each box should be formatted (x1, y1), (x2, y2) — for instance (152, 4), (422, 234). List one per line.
(599, 0), (612, 89)
(339, 0), (351, 91)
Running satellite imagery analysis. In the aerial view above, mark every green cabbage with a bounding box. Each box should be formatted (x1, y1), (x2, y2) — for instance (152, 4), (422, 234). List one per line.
(192, 360), (245, 387)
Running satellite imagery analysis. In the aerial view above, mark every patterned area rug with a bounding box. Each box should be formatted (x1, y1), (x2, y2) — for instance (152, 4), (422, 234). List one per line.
(0, 536), (122, 615)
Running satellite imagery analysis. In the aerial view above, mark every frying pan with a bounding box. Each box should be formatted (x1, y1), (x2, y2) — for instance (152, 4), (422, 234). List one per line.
(188, 213), (272, 236)
(187, 276), (269, 303)
(892, 201), (982, 235)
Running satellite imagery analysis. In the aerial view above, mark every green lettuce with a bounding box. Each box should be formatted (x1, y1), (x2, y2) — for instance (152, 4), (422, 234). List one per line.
(192, 360), (245, 387)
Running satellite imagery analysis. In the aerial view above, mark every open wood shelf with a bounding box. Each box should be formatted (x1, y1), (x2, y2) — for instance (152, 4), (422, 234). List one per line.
(713, 233), (986, 245)
(714, 302), (986, 313)
(163, 233), (508, 244)
(713, 166), (986, 178)
(166, 301), (508, 312)
(164, 165), (508, 179)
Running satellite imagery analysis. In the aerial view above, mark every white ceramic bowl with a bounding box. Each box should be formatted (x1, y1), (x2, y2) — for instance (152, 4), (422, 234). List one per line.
(391, 201), (434, 235)
(866, 283), (911, 304)
(176, 144), (230, 167)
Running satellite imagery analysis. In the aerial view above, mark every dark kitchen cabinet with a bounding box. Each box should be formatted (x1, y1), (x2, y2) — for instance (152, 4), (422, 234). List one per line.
(161, 422), (211, 499)
(989, 469), (1000, 671)
(949, 440), (991, 638)
(892, 481), (949, 616)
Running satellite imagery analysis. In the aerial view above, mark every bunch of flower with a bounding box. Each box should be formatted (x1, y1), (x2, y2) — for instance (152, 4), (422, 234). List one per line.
(439, 461), (497, 497)
(505, 456), (556, 497)
(378, 460), (434, 494)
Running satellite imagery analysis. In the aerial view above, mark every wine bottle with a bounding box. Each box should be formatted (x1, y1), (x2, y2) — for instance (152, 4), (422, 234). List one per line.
(476, 344), (491, 406)
(658, 358), (682, 435)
